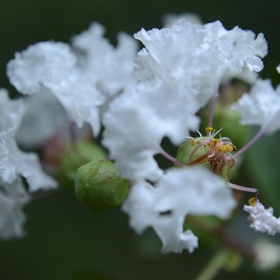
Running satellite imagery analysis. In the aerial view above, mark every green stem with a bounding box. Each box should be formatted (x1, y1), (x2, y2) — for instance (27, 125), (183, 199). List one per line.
(193, 249), (227, 280)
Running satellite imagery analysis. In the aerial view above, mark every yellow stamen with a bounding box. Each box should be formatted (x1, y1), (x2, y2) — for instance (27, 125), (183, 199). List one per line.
(249, 197), (257, 206)
(226, 145), (234, 152)
(218, 145), (227, 152)
(205, 127), (213, 133)
(217, 144), (234, 153)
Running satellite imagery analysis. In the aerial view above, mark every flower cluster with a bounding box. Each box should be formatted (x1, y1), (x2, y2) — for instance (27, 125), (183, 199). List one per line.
(1, 14), (280, 256)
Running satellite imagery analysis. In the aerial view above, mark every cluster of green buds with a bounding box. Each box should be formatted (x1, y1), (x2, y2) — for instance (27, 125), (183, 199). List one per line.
(176, 127), (236, 181)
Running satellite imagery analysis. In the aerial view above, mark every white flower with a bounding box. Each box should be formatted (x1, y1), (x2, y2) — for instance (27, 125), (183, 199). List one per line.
(244, 198), (280, 235)
(231, 79), (280, 134)
(122, 167), (236, 253)
(133, 18), (217, 107)
(72, 22), (138, 96)
(7, 41), (105, 136)
(133, 18), (267, 108)
(253, 239), (280, 270)
(102, 79), (200, 181)
(0, 89), (57, 192)
(204, 21), (267, 73)
(0, 177), (30, 239)
(7, 41), (76, 94)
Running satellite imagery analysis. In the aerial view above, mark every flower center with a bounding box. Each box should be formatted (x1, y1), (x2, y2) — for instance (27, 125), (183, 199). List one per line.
(185, 127), (236, 181)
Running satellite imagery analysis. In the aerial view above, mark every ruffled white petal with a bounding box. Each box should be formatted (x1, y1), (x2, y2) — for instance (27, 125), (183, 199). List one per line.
(133, 18), (267, 108)
(7, 41), (105, 136)
(7, 42), (76, 94)
(122, 167), (235, 253)
(231, 79), (280, 134)
(102, 79), (200, 181)
(205, 21), (267, 73)
(0, 89), (57, 191)
(72, 22), (138, 96)
(0, 177), (30, 240)
(244, 199), (280, 235)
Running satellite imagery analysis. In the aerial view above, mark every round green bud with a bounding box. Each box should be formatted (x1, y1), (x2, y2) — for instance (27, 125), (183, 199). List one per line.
(75, 158), (130, 213)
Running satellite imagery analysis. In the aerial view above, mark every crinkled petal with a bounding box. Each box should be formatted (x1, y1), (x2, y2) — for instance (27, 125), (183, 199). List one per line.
(7, 41), (106, 136)
(205, 21), (267, 73)
(122, 167), (235, 254)
(231, 79), (280, 133)
(7, 41), (76, 94)
(102, 79), (200, 181)
(72, 22), (138, 96)
(0, 89), (57, 191)
(0, 177), (30, 240)
(244, 199), (280, 235)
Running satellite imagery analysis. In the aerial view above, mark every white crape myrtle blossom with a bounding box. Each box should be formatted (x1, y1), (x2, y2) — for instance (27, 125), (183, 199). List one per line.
(102, 79), (200, 182)
(7, 41), (104, 136)
(122, 167), (236, 253)
(253, 239), (280, 270)
(7, 25), (137, 137)
(0, 177), (29, 239)
(133, 18), (267, 108)
(204, 21), (267, 73)
(72, 22), (138, 97)
(231, 79), (280, 134)
(244, 198), (280, 235)
(0, 89), (57, 239)
(0, 89), (57, 192)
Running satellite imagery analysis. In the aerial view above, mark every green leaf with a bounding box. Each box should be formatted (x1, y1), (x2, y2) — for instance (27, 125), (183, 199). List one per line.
(75, 158), (130, 213)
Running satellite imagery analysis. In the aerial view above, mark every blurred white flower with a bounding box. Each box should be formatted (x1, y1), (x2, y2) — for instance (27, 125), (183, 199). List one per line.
(162, 12), (202, 27)
(7, 23), (138, 137)
(0, 88), (57, 192)
(0, 89), (57, 240)
(253, 239), (280, 270)
(7, 41), (104, 136)
(72, 22), (138, 96)
(0, 177), (30, 240)
(231, 79), (280, 134)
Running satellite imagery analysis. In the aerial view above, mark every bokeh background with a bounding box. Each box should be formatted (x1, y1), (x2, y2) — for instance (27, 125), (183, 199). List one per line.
(1, 0), (280, 279)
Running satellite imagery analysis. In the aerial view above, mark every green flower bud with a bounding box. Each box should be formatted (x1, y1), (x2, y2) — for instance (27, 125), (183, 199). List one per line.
(75, 158), (130, 213)
(60, 140), (106, 190)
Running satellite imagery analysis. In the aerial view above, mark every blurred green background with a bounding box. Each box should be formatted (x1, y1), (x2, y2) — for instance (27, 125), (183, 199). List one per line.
(1, 0), (280, 279)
